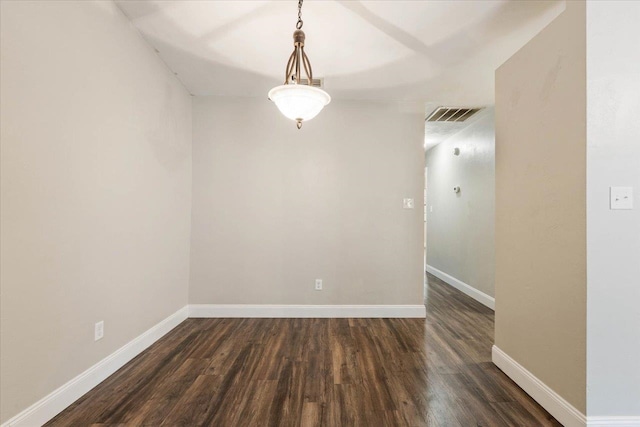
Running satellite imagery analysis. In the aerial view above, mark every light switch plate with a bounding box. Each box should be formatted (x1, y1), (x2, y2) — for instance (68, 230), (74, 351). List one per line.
(403, 198), (415, 209)
(610, 187), (633, 210)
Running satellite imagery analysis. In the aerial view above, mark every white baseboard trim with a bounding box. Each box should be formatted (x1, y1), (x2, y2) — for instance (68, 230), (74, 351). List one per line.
(426, 264), (495, 310)
(189, 304), (426, 318)
(587, 417), (640, 426)
(8, 306), (638, 427)
(1, 306), (189, 427)
(492, 345), (587, 427)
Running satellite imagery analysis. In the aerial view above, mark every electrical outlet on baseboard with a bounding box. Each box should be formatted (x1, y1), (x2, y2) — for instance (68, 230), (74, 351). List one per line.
(95, 321), (104, 341)
(315, 279), (323, 291)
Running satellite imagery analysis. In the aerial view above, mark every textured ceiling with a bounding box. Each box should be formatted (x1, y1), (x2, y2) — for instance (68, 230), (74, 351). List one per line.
(116, 0), (564, 105)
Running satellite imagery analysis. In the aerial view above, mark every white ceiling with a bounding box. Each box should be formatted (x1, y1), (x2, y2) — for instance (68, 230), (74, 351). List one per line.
(116, 0), (564, 105)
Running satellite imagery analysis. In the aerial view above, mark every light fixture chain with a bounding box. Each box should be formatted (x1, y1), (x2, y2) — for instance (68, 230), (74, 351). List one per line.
(296, 0), (303, 29)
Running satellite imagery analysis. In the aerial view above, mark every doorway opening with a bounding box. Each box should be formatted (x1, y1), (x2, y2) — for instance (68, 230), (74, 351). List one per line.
(424, 165), (428, 301)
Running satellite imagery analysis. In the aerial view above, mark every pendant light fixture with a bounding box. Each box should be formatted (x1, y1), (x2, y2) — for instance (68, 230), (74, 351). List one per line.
(268, 0), (330, 129)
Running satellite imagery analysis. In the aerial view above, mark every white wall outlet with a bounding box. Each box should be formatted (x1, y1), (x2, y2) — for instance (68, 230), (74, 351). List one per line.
(610, 186), (633, 210)
(403, 198), (415, 209)
(315, 279), (323, 290)
(94, 321), (104, 341)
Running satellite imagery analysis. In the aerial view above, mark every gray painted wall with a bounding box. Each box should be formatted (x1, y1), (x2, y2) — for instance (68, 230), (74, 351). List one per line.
(0, 1), (192, 422)
(424, 108), (496, 299)
(586, 0), (640, 417)
(189, 97), (425, 306)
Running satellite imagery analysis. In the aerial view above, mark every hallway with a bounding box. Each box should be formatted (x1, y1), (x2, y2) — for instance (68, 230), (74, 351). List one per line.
(47, 274), (559, 426)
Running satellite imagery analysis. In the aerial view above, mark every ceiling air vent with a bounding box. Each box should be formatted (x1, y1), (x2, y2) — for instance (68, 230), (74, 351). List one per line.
(299, 78), (324, 88)
(426, 106), (482, 123)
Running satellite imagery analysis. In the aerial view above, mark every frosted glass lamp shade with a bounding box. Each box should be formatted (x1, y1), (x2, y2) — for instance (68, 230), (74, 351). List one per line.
(268, 84), (331, 127)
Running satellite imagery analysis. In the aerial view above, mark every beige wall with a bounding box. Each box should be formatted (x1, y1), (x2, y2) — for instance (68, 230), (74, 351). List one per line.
(425, 109), (495, 299)
(190, 97), (425, 305)
(495, 1), (586, 413)
(586, 1), (640, 417)
(0, 1), (192, 423)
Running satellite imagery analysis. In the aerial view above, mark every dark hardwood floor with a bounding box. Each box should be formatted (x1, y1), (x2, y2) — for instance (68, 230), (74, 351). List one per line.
(46, 274), (561, 426)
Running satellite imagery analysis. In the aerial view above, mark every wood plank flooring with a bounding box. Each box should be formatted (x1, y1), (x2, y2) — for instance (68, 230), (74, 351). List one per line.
(46, 274), (561, 426)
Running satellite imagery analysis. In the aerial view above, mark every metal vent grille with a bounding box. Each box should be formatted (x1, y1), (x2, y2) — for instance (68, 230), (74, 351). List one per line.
(426, 107), (482, 122)
(299, 78), (324, 88)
